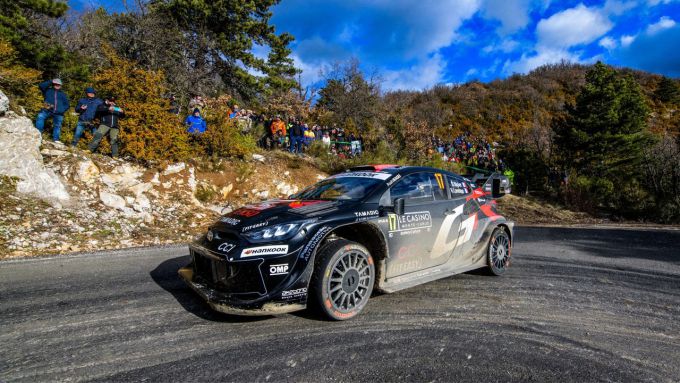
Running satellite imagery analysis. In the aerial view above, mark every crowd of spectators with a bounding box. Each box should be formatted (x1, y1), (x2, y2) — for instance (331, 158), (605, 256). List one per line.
(431, 134), (506, 172)
(261, 117), (364, 158)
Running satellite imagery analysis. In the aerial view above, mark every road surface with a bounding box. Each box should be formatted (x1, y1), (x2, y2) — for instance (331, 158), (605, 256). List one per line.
(1, 226), (679, 382)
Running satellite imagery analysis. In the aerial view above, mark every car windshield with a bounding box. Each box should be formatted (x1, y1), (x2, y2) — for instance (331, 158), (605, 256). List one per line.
(292, 177), (383, 201)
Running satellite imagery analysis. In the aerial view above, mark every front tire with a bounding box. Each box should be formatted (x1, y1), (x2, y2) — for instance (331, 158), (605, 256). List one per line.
(311, 239), (375, 320)
(487, 228), (511, 275)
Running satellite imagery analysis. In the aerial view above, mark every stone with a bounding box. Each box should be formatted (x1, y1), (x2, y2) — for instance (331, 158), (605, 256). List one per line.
(125, 196), (135, 205)
(76, 160), (100, 184)
(257, 190), (269, 199)
(188, 167), (197, 191)
(0, 114), (70, 205)
(252, 153), (266, 162)
(150, 172), (160, 185)
(133, 194), (151, 212)
(127, 182), (152, 197)
(220, 183), (233, 198)
(101, 165), (142, 188)
(0, 89), (9, 115)
(162, 162), (186, 176)
(99, 191), (126, 210)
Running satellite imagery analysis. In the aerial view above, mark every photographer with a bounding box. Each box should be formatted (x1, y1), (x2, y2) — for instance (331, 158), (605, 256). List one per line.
(71, 87), (103, 147)
(88, 97), (125, 158)
(35, 79), (70, 143)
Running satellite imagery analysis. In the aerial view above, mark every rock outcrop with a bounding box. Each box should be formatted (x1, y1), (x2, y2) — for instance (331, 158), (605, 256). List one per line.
(0, 113), (70, 205)
(0, 89), (9, 115)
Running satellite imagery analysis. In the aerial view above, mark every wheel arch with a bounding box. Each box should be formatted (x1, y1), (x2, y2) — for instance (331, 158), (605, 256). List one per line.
(311, 221), (388, 291)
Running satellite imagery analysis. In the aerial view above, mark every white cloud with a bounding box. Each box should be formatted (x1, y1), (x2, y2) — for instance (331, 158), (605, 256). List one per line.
(381, 53), (447, 91)
(599, 36), (617, 49)
(465, 68), (479, 77)
(620, 34), (636, 47)
(481, 0), (532, 34)
(647, 0), (678, 5)
(602, 0), (637, 16)
(502, 48), (581, 74)
(483, 39), (520, 53)
(647, 16), (676, 35)
(536, 4), (613, 49)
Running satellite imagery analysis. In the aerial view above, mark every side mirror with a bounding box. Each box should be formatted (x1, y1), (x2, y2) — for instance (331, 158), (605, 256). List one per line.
(394, 198), (405, 216)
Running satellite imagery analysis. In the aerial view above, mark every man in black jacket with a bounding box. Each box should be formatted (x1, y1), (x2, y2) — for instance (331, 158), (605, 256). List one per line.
(88, 97), (125, 157)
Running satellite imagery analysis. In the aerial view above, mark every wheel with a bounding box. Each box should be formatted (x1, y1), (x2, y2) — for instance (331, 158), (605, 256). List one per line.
(311, 239), (375, 320)
(487, 228), (511, 275)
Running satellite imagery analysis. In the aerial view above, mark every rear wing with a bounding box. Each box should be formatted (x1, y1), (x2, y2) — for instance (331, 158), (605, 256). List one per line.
(463, 167), (511, 198)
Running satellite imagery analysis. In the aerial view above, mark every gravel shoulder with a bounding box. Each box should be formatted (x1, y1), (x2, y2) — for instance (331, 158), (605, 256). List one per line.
(1, 226), (679, 382)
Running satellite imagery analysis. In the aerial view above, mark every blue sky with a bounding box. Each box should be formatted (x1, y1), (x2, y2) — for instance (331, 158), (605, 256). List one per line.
(71, 0), (680, 91)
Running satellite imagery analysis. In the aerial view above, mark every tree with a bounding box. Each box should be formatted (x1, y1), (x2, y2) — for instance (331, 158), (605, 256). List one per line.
(655, 76), (680, 104)
(556, 62), (651, 179)
(0, 0), (68, 74)
(152, 0), (298, 101)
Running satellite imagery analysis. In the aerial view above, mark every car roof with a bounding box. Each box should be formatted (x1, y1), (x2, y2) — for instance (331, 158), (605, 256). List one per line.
(346, 165), (466, 180)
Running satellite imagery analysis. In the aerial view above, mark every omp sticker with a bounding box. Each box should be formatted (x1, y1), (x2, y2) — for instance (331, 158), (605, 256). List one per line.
(332, 172), (391, 180)
(269, 263), (289, 275)
(241, 245), (289, 257)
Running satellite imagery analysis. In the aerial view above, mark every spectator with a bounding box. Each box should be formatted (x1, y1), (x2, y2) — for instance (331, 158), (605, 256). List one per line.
(188, 95), (205, 111)
(270, 116), (286, 138)
(35, 78), (70, 143)
(289, 120), (304, 154)
(229, 104), (240, 119)
(88, 97), (125, 158)
(168, 94), (180, 115)
(322, 132), (331, 147)
(185, 108), (207, 134)
(72, 87), (103, 147)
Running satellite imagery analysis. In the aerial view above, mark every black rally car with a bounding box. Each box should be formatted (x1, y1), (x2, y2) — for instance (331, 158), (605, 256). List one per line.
(179, 165), (514, 320)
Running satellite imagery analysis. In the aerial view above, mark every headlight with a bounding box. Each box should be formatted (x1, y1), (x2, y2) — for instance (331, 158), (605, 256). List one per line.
(242, 223), (303, 242)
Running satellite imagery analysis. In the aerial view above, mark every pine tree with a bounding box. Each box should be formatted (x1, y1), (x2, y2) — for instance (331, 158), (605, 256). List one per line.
(152, 0), (298, 101)
(0, 0), (68, 74)
(557, 62), (652, 179)
(655, 76), (680, 104)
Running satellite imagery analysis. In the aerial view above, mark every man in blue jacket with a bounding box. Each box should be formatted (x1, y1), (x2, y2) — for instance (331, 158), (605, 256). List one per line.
(185, 108), (207, 134)
(72, 87), (103, 147)
(35, 78), (70, 142)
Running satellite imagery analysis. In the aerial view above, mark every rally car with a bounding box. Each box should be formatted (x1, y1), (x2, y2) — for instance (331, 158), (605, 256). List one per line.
(179, 165), (514, 320)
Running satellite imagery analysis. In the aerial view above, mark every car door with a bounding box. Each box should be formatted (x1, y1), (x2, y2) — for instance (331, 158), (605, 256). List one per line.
(381, 172), (452, 278)
(445, 176), (479, 268)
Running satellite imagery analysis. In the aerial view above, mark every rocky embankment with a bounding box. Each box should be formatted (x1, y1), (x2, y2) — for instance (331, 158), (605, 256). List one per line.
(0, 102), (326, 258)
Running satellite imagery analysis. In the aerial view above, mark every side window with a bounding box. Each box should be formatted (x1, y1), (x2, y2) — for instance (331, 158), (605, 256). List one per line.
(390, 173), (446, 205)
(447, 176), (471, 197)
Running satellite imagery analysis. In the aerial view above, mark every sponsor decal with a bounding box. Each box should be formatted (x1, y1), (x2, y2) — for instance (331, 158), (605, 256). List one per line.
(396, 244), (417, 259)
(206, 230), (214, 242)
(300, 226), (332, 261)
(233, 208), (261, 217)
(354, 210), (379, 218)
(269, 263), (289, 275)
(386, 173), (402, 187)
(387, 211), (432, 232)
(332, 171), (391, 180)
(241, 245), (289, 257)
(377, 218), (388, 224)
(434, 173), (445, 189)
(242, 221), (268, 232)
(217, 242), (236, 253)
(219, 217), (240, 225)
(429, 205), (475, 259)
(281, 287), (307, 299)
(390, 258), (424, 275)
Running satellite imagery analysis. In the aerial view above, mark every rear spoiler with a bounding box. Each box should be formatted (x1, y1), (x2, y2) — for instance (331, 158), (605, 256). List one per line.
(463, 168), (511, 198)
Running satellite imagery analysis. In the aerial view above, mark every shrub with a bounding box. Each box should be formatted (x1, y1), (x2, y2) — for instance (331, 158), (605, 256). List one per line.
(0, 38), (42, 115)
(199, 105), (257, 159)
(92, 46), (194, 161)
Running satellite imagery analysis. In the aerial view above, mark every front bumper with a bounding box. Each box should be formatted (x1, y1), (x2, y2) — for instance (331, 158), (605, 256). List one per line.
(178, 267), (305, 316)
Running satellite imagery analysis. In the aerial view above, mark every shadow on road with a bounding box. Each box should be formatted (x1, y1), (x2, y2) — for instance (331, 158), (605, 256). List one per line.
(149, 255), (271, 323)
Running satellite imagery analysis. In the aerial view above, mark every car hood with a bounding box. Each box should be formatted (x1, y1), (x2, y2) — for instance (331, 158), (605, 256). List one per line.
(212, 199), (347, 232)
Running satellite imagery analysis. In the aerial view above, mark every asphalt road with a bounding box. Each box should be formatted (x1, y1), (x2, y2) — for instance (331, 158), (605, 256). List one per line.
(1, 226), (679, 382)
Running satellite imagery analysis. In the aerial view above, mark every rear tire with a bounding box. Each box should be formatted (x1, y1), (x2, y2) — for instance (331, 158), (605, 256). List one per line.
(311, 239), (375, 320)
(487, 228), (511, 276)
